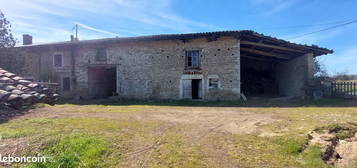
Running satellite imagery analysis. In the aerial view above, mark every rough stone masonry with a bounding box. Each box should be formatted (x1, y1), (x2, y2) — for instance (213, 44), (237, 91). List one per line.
(0, 31), (333, 100)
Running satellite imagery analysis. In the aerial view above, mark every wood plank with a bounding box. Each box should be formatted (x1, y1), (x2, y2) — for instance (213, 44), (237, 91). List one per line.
(240, 41), (305, 53)
(240, 47), (291, 59)
(240, 54), (278, 62)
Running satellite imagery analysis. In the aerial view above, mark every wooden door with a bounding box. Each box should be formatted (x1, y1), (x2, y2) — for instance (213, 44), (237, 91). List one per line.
(182, 80), (192, 99)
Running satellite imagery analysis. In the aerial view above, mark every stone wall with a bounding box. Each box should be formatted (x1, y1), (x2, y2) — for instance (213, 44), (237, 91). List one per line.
(0, 45), (75, 98)
(0, 36), (317, 100)
(73, 37), (241, 100)
(275, 53), (314, 97)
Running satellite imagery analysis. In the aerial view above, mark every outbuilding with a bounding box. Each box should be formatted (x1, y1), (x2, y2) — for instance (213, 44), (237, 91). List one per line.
(0, 30), (333, 100)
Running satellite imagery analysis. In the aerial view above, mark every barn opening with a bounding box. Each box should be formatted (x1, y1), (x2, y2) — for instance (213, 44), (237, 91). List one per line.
(88, 66), (117, 99)
(240, 57), (278, 97)
(238, 36), (327, 98)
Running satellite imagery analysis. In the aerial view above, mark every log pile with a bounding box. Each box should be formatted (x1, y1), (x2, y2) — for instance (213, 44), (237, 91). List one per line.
(0, 68), (60, 109)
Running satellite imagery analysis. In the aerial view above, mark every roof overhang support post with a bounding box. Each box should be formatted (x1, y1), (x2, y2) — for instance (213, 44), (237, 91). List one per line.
(305, 52), (315, 85)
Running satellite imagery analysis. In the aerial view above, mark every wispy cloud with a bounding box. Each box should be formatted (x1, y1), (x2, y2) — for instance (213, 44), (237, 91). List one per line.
(249, 0), (300, 15)
(73, 22), (120, 37)
(1, 0), (220, 44)
(320, 46), (357, 74)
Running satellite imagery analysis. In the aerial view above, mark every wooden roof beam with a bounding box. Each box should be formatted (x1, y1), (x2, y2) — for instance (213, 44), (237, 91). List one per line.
(240, 40), (305, 53)
(240, 47), (291, 60)
(241, 54), (279, 62)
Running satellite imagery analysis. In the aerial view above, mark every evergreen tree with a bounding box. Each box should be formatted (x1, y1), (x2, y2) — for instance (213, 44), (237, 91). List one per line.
(0, 10), (16, 48)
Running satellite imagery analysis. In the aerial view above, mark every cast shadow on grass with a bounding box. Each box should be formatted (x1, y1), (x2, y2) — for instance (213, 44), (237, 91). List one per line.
(0, 104), (47, 124)
(57, 97), (357, 108)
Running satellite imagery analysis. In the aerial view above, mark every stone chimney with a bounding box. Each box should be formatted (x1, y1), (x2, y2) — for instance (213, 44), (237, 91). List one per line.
(23, 34), (33, 45)
(70, 35), (78, 42)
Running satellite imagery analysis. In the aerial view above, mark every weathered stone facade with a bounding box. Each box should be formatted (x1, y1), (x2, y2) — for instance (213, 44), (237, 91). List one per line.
(0, 30), (332, 100)
(82, 37), (240, 100)
(275, 53), (314, 97)
(1, 37), (241, 100)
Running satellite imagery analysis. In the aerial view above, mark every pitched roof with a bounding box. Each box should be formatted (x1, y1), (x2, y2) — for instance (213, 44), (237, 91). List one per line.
(14, 30), (333, 56)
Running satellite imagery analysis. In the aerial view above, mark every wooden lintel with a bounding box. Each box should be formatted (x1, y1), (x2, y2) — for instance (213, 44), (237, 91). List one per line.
(240, 47), (291, 59)
(240, 41), (305, 53)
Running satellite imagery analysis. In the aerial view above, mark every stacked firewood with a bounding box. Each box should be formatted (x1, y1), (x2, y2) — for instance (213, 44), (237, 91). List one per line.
(0, 68), (60, 109)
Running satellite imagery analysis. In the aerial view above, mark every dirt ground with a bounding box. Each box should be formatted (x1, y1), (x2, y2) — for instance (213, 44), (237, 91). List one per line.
(1, 100), (357, 167)
(15, 106), (275, 138)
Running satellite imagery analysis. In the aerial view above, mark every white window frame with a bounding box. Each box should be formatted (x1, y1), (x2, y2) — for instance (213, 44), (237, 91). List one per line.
(53, 52), (63, 67)
(208, 75), (220, 89)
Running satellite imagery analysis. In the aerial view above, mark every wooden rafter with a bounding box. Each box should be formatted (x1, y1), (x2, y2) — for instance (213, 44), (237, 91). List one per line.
(241, 54), (278, 62)
(240, 41), (305, 53)
(240, 47), (291, 60)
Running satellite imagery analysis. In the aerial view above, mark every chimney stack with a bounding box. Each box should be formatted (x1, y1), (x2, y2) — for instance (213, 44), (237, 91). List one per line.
(70, 35), (78, 42)
(23, 34), (33, 45)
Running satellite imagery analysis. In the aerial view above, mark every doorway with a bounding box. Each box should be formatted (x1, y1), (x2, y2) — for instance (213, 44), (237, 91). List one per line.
(182, 79), (202, 99)
(88, 66), (117, 99)
(192, 79), (201, 99)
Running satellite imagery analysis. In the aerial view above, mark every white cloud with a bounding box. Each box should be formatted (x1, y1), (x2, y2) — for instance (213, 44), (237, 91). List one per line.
(1, 0), (220, 44)
(319, 46), (357, 74)
(74, 22), (120, 37)
(249, 0), (299, 15)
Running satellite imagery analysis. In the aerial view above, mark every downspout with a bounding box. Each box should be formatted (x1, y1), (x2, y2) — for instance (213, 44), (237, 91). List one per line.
(70, 38), (77, 99)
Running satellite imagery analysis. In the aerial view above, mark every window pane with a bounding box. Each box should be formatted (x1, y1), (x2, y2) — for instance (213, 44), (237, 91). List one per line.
(54, 54), (62, 67)
(187, 56), (192, 67)
(209, 78), (219, 88)
(96, 48), (107, 61)
(63, 77), (70, 91)
(192, 54), (198, 67)
(186, 50), (200, 68)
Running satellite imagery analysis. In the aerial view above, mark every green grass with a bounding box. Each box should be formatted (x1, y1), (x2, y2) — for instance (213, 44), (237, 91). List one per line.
(1, 100), (357, 167)
(207, 134), (330, 168)
(0, 117), (205, 168)
(254, 106), (357, 136)
(272, 136), (308, 155)
(301, 145), (331, 168)
(0, 118), (51, 139)
(307, 98), (346, 106)
(313, 123), (357, 140)
(149, 133), (205, 168)
(0, 117), (161, 167)
(24, 134), (109, 168)
(58, 99), (244, 107)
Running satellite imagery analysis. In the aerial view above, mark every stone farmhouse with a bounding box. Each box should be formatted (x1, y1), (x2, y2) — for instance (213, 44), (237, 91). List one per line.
(0, 31), (333, 100)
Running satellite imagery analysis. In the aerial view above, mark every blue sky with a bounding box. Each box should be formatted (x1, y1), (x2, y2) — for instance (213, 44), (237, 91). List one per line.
(1, 0), (357, 74)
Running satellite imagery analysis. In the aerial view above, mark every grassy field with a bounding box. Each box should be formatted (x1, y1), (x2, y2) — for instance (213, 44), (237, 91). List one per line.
(0, 98), (357, 168)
